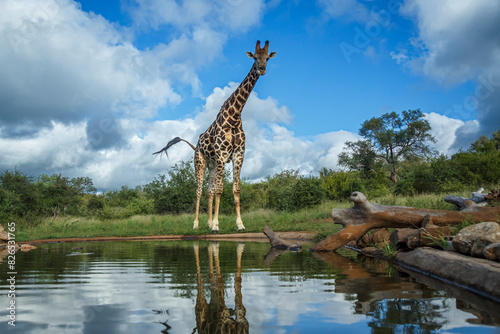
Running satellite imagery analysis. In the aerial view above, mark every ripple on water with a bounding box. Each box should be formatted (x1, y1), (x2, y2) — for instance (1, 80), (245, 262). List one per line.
(0, 240), (498, 334)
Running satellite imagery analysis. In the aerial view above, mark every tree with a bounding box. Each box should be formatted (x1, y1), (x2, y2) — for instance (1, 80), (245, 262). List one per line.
(37, 174), (96, 217)
(339, 109), (436, 185)
(338, 140), (382, 178)
(470, 127), (500, 153)
(451, 127), (500, 186)
(0, 169), (39, 220)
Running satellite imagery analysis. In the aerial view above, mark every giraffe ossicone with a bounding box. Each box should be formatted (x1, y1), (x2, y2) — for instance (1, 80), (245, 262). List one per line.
(154, 40), (277, 232)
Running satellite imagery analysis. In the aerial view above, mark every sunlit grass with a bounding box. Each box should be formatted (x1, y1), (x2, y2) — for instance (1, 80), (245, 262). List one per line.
(17, 191), (481, 242)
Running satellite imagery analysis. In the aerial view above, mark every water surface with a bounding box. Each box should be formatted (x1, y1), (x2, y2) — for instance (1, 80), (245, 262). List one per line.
(1, 240), (499, 333)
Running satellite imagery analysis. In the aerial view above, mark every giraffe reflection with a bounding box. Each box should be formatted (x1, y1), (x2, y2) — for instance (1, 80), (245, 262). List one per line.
(193, 242), (249, 334)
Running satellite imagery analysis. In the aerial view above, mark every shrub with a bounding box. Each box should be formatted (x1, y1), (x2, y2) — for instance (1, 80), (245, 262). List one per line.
(319, 168), (363, 200)
(292, 176), (325, 209)
(86, 195), (105, 215)
(266, 170), (300, 211)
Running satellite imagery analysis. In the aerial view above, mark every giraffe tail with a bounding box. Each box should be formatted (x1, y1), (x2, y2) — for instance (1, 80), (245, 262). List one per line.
(153, 137), (196, 157)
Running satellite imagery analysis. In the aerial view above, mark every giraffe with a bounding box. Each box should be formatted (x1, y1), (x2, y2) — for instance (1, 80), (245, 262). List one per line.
(193, 242), (248, 334)
(154, 40), (276, 232)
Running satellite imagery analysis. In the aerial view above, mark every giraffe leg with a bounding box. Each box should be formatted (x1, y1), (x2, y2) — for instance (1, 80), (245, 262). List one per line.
(235, 243), (247, 327)
(207, 163), (216, 229)
(207, 193), (213, 229)
(193, 151), (206, 230)
(233, 152), (245, 231)
(211, 161), (225, 233)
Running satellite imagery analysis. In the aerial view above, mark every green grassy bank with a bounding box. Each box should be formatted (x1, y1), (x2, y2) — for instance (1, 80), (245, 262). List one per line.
(12, 192), (476, 243)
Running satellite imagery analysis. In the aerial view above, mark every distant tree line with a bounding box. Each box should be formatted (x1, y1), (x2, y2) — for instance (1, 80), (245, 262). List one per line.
(1, 111), (498, 227)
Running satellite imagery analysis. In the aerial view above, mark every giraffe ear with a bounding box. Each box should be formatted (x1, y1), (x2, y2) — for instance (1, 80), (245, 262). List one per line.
(268, 51), (277, 59)
(246, 51), (255, 59)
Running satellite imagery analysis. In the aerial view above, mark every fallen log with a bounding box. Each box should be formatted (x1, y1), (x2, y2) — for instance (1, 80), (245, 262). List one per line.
(309, 192), (500, 252)
(262, 226), (301, 251)
(444, 188), (487, 210)
(395, 247), (500, 301)
(389, 228), (415, 250)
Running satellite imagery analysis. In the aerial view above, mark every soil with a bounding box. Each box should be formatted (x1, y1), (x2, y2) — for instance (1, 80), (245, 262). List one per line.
(17, 230), (317, 246)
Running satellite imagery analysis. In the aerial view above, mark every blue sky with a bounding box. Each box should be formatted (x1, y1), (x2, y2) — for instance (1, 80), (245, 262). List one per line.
(1, 0), (499, 190)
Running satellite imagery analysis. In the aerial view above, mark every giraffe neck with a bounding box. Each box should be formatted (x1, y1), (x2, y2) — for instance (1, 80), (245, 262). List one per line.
(222, 63), (260, 117)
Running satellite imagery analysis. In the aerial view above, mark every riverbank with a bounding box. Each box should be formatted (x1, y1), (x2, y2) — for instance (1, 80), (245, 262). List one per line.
(16, 230), (317, 245)
(9, 206), (341, 242)
(5, 225), (500, 307)
(8, 192), (477, 242)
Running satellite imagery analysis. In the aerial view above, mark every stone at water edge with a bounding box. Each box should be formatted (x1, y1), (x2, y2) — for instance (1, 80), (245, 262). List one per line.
(0, 224), (8, 236)
(0, 224), (8, 244)
(357, 228), (391, 248)
(452, 222), (500, 257)
(483, 243), (500, 262)
(389, 228), (415, 250)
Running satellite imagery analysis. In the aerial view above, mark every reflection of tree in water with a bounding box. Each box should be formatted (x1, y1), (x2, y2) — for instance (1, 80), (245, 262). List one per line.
(368, 298), (447, 333)
(193, 242), (248, 334)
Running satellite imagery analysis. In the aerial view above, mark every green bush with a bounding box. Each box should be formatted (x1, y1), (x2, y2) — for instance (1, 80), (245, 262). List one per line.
(266, 170), (300, 211)
(265, 170), (326, 211)
(292, 176), (325, 209)
(319, 168), (363, 200)
(1, 128), (498, 221)
(240, 181), (269, 212)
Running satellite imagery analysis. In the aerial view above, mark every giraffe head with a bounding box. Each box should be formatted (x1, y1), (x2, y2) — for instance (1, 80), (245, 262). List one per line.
(246, 40), (276, 76)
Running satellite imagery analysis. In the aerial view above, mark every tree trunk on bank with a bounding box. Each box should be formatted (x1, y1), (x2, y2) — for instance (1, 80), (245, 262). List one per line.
(309, 192), (500, 252)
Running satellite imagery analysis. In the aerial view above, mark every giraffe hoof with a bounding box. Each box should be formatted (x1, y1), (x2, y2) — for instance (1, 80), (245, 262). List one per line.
(211, 230), (219, 234)
(237, 229), (245, 232)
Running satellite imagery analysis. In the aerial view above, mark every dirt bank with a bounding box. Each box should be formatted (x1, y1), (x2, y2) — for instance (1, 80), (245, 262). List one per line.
(18, 230), (317, 246)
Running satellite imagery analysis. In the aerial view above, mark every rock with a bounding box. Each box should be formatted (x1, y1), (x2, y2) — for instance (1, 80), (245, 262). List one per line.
(20, 244), (37, 252)
(389, 228), (415, 250)
(483, 243), (500, 262)
(452, 222), (500, 257)
(357, 228), (391, 248)
(406, 225), (453, 250)
(345, 240), (357, 248)
(0, 224), (9, 242)
(310, 191), (500, 252)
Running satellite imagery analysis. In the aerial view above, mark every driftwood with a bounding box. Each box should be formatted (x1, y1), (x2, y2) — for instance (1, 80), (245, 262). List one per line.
(263, 248), (295, 266)
(444, 188), (487, 210)
(389, 218), (454, 250)
(395, 247), (500, 301)
(262, 226), (301, 251)
(309, 192), (500, 252)
(486, 189), (500, 203)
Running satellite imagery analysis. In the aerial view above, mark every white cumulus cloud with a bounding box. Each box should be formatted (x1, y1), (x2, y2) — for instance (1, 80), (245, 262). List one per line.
(399, 0), (500, 148)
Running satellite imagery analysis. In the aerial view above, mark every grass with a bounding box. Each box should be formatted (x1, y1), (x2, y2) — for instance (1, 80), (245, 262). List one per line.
(422, 231), (451, 250)
(381, 243), (397, 259)
(14, 191), (482, 242)
(17, 204), (344, 242)
(374, 191), (472, 210)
